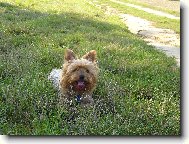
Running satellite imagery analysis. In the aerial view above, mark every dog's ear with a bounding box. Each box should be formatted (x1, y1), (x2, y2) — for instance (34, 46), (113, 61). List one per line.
(64, 49), (76, 62)
(82, 50), (97, 62)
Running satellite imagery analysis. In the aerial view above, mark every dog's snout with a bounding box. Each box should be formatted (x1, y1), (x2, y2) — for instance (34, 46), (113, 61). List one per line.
(79, 75), (85, 80)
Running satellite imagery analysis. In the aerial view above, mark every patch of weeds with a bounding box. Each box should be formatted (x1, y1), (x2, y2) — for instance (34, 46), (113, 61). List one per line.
(0, 0), (180, 135)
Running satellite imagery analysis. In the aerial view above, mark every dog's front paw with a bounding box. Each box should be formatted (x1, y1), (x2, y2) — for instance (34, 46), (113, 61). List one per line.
(81, 96), (94, 107)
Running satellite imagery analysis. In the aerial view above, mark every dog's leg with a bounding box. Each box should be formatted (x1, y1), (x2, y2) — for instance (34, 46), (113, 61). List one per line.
(81, 93), (94, 107)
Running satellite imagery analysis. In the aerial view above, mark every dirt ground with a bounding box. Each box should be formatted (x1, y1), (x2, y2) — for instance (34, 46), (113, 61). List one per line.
(135, 0), (180, 12)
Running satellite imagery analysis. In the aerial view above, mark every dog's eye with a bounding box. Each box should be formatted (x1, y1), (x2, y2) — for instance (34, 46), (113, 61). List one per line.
(86, 69), (89, 73)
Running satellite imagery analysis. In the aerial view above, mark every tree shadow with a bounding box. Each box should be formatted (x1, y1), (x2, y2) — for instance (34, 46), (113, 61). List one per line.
(0, 2), (133, 43)
(0, 1), (141, 70)
(1, 1), (135, 135)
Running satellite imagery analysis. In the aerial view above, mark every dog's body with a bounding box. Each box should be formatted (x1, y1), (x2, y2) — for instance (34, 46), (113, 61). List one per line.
(49, 49), (99, 106)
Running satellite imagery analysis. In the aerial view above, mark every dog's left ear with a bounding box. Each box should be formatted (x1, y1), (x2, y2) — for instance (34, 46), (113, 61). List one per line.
(82, 50), (97, 62)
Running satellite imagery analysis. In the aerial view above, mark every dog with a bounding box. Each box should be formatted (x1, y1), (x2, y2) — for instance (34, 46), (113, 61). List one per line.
(49, 49), (99, 106)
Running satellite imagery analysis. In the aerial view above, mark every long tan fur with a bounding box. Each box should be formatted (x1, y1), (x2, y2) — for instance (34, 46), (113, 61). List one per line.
(59, 49), (99, 105)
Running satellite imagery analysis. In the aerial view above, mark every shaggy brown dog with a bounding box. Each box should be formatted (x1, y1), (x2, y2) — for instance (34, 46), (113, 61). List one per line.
(60, 49), (99, 106)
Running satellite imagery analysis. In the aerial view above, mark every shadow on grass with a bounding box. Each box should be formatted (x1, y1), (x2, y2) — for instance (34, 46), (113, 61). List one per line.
(0, 2), (180, 135)
(0, 2), (130, 135)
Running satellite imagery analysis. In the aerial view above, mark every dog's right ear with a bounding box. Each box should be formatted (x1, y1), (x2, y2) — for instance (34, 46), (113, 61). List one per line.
(82, 50), (97, 63)
(64, 49), (76, 62)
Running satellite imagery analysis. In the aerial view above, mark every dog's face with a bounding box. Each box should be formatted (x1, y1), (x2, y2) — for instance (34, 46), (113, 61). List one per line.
(61, 49), (98, 94)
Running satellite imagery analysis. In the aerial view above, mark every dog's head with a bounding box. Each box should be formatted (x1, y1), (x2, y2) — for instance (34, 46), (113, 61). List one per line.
(61, 49), (98, 93)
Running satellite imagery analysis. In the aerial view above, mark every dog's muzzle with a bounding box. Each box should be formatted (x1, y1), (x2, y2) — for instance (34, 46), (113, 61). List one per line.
(76, 80), (86, 91)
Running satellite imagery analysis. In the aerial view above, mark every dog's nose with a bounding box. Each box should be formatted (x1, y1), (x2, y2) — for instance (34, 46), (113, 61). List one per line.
(79, 75), (85, 80)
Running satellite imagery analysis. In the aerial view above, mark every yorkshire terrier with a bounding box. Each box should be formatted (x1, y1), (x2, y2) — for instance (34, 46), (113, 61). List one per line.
(48, 49), (99, 106)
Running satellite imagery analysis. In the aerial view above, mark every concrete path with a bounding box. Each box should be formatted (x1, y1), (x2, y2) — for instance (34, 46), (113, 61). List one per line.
(110, 0), (180, 20)
(119, 13), (180, 65)
(88, 0), (180, 66)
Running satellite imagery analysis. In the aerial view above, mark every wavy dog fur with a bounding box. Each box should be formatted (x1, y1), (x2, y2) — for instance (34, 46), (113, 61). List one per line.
(60, 49), (99, 105)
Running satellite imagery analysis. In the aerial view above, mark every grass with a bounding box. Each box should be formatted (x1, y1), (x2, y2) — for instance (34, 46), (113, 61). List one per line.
(0, 0), (180, 135)
(118, 0), (180, 17)
(95, 0), (180, 34)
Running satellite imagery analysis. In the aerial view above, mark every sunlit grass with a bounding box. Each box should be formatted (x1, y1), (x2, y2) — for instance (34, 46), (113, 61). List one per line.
(96, 0), (180, 34)
(118, 0), (180, 17)
(0, 0), (180, 135)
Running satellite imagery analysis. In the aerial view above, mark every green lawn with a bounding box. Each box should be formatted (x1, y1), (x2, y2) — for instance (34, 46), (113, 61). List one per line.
(0, 0), (180, 135)
(95, 0), (180, 34)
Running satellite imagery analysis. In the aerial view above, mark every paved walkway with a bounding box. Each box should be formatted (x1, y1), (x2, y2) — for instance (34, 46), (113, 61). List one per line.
(110, 0), (180, 19)
(88, 0), (180, 66)
(120, 13), (180, 65)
